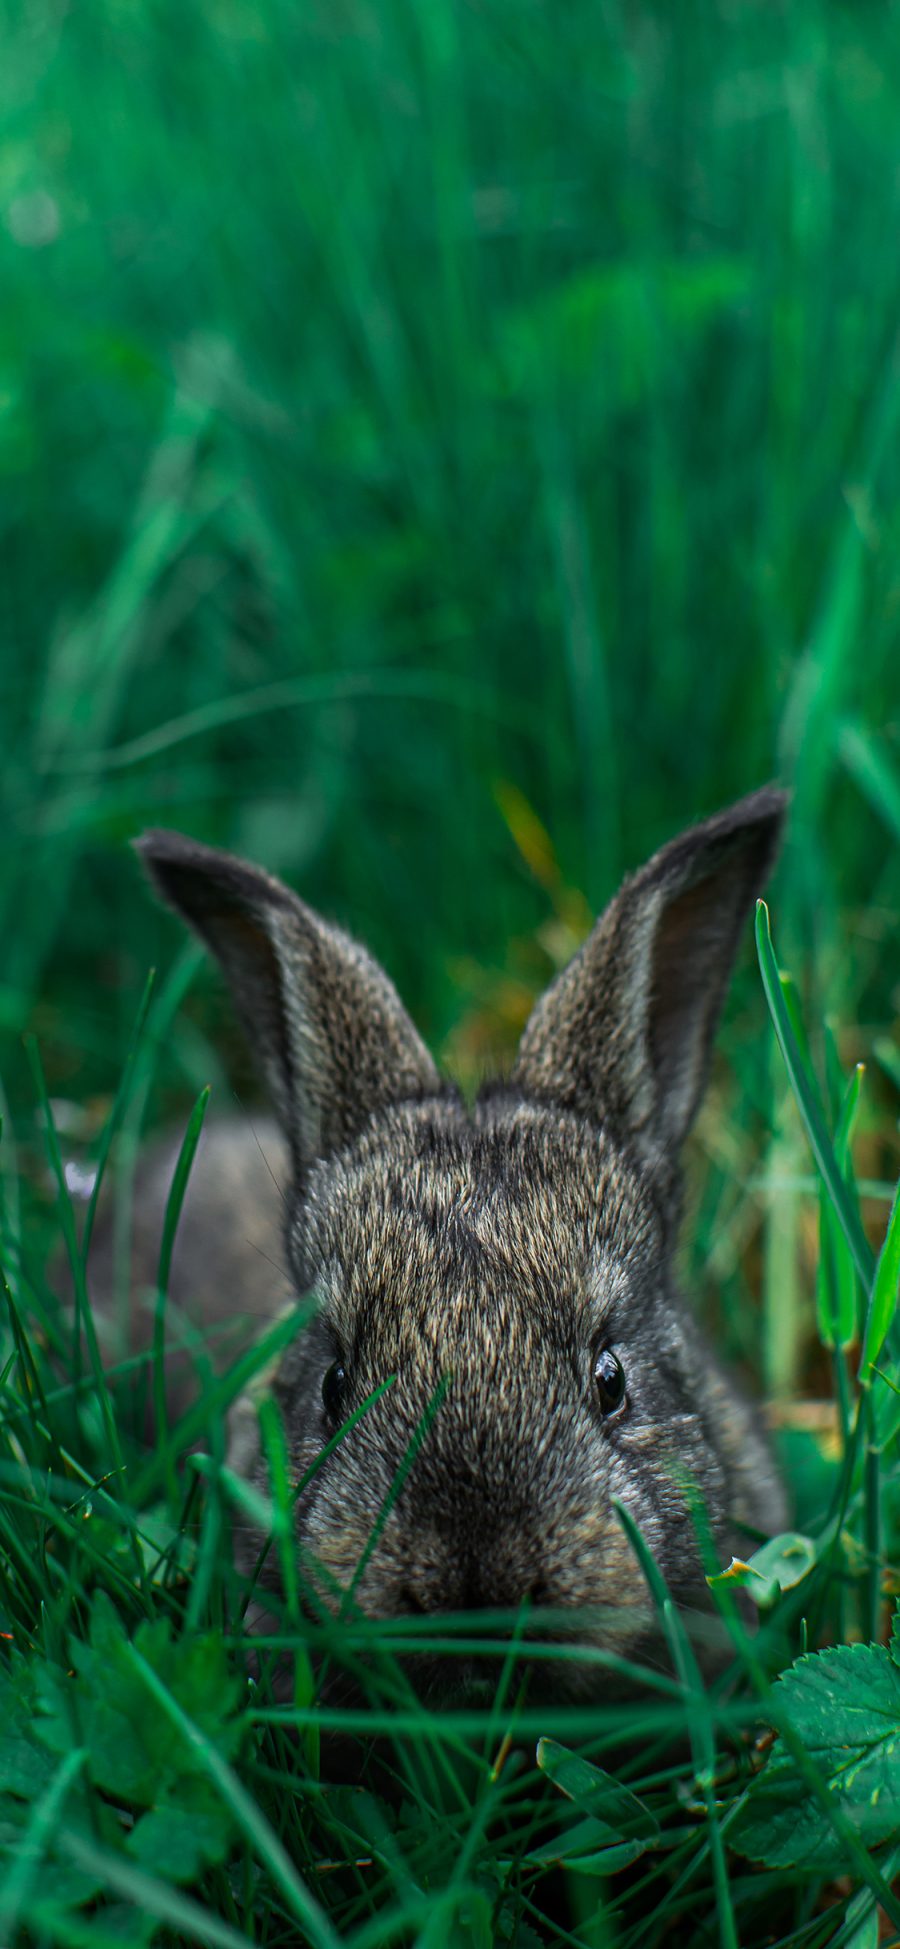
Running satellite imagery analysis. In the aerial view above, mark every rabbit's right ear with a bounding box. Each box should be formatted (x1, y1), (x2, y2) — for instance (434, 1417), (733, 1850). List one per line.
(136, 833), (440, 1182)
(511, 787), (786, 1185)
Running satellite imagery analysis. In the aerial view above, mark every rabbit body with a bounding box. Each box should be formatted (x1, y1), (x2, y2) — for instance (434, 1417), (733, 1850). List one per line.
(125, 789), (787, 1687)
(82, 1115), (291, 1424)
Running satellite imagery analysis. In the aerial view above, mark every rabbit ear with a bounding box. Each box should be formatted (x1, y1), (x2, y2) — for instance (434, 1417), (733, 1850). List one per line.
(511, 787), (787, 1176)
(136, 832), (440, 1180)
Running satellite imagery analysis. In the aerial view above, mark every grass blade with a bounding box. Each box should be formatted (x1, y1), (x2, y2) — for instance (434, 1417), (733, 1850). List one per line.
(859, 1173), (900, 1386)
(81, 969), (156, 1265)
(613, 1499), (737, 1949)
(25, 1037), (127, 1490)
(153, 1084), (210, 1470)
(133, 1297), (316, 1504)
(755, 903), (874, 1289)
(838, 719), (900, 841)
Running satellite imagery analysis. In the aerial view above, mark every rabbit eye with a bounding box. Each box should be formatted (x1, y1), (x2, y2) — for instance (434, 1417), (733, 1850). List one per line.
(593, 1348), (626, 1417)
(322, 1360), (349, 1425)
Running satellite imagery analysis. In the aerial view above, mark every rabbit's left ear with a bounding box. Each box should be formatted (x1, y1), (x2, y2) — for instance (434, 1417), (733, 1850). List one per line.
(511, 787), (787, 1177)
(136, 832), (440, 1182)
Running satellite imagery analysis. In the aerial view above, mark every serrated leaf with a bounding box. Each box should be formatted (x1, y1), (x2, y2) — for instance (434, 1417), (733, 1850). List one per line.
(731, 1750), (839, 1870)
(495, 1905), (546, 1949)
(0, 1659), (58, 1800)
(732, 1643), (900, 1870)
(778, 1643), (900, 1748)
(51, 1902), (158, 1945)
(36, 1592), (246, 1807)
(128, 1775), (234, 1883)
(0, 1771), (123, 1914)
(0, 1806), (102, 1910)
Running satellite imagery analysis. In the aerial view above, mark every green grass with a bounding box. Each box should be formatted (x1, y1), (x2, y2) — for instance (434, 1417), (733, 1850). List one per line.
(2, 0), (900, 1940)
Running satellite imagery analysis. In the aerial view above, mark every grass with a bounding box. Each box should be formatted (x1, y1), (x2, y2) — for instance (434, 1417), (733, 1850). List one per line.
(1, 0), (900, 1940)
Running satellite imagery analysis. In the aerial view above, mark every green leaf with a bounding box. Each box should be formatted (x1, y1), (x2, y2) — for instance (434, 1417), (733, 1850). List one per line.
(536, 1740), (659, 1838)
(37, 1903), (158, 1946)
(707, 1532), (817, 1608)
(128, 1776), (234, 1883)
(777, 970), (815, 1076)
(732, 1644), (900, 1870)
(870, 1360), (900, 1452)
(818, 1192), (859, 1350)
(0, 1747), (90, 1939)
(779, 1643), (900, 1750)
(2, 1598), (248, 1916)
(835, 1062), (865, 1167)
(0, 1735), (122, 1919)
(36, 1591), (246, 1807)
(706, 1559), (779, 1606)
(844, 1883), (881, 1949)
(526, 1816), (649, 1877)
(536, 1739), (659, 1872)
(860, 1174), (900, 1386)
(0, 1658), (58, 1800)
(45, 1826), (259, 1949)
(495, 1905), (546, 1949)
(0, 1805), (102, 1912)
(122, 1643), (339, 1949)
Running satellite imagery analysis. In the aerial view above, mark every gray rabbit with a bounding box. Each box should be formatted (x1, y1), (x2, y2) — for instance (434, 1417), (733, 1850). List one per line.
(118, 788), (786, 1690)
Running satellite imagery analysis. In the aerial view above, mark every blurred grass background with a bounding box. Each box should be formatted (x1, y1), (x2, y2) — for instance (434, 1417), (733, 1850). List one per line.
(2, 0), (899, 1402)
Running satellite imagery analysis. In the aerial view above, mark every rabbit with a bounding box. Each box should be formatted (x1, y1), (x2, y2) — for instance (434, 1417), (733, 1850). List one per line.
(126, 786), (787, 1697)
(78, 1112), (292, 1429)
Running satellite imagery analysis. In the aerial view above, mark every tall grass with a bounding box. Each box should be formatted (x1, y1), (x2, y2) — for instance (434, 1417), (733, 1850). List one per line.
(2, 2), (899, 1050)
(1, 0), (897, 1386)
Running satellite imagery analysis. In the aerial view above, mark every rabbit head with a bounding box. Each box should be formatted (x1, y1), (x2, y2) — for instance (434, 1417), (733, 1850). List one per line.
(137, 787), (786, 1694)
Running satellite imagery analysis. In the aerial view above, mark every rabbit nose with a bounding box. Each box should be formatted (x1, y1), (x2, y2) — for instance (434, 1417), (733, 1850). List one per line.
(402, 1557), (544, 1616)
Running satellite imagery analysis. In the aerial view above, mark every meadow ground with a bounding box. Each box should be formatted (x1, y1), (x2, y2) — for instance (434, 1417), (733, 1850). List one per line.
(1, 2), (900, 1942)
